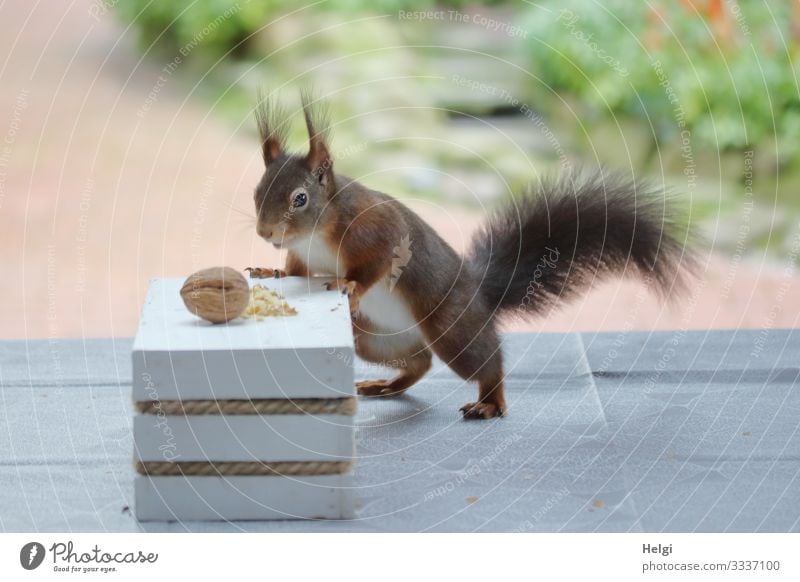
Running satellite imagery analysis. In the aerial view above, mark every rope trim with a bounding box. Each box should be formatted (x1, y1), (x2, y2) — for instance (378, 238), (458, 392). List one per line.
(136, 460), (352, 476)
(135, 397), (357, 416)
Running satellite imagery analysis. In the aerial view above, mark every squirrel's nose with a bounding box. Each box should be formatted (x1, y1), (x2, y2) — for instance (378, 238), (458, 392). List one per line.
(257, 223), (275, 241)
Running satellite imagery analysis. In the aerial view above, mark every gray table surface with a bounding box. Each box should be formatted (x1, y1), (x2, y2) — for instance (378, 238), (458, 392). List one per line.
(1, 329), (798, 532)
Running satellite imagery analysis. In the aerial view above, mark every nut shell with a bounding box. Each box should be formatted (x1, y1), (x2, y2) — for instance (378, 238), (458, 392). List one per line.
(180, 267), (249, 324)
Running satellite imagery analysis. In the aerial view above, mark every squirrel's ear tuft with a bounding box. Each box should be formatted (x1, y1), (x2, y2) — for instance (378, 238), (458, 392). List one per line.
(254, 89), (288, 166)
(300, 89), (332, 184)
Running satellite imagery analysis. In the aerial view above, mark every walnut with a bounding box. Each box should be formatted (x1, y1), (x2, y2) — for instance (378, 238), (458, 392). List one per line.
(180, 267), (249, 324)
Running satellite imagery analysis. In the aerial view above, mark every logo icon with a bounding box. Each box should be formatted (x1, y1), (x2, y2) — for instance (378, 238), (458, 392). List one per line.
(20, 542), (45, 570)
(389, 234), (412, 291)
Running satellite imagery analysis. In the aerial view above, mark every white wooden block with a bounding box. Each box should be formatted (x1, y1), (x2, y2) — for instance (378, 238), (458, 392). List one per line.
(135, 474), (355, 521)
(132, 277), (355, 400)
(134, 414), (354, 462)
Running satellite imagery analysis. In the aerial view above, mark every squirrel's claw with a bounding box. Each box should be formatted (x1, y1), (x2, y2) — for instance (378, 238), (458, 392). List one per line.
(245, 267), (286, 279)
(460, 401), (505, 420)
(323, 278), (357, 295)
(324, 278), (360, 316)
(356, 379), (407, 397)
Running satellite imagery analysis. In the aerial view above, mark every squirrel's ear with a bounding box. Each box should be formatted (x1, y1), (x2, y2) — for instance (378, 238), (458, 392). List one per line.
(254, 90), (287, 166)
(300, 90), (332, 184)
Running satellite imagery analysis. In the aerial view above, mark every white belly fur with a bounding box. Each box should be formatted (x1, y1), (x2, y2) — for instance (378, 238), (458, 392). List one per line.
(359, 278), (420, 335)
(289, 234), (422, 339)
(288, 234), (343, 275)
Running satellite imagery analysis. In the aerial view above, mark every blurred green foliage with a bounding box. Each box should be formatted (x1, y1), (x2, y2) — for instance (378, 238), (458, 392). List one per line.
(524, 0), (800, 162)
(114, 0), (498, 60)
(114, 1), (276, 59)
(114, 0), (800, 254)
(117, 0), (800, 163)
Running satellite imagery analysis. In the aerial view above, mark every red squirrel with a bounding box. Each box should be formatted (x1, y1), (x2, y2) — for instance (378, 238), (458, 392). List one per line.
(247, 92), (694, 419)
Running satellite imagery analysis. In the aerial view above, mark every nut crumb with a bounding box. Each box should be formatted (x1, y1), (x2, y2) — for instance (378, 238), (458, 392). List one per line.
(592, 499), (605, 509)
(466, 496), (479, 504)
(242, 284), (298, 320)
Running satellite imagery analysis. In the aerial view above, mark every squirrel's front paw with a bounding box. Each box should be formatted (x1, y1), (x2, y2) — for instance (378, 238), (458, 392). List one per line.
(323, 278), (359, 315)
(245, 267), (286, 279)
(323, 278), (356, 294)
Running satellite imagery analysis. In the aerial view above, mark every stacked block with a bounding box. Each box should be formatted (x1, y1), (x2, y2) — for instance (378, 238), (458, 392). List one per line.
(132, 276), (356, 521)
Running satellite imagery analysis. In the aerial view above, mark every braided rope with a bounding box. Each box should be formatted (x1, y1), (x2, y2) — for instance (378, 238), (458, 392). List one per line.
(135, 397), (357, 416)
(136, 460), (352, 476)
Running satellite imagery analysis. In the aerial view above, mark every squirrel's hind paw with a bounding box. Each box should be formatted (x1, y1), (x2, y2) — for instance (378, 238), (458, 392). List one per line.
(357, 379), (407, 397)
(460, 401), (505, 420)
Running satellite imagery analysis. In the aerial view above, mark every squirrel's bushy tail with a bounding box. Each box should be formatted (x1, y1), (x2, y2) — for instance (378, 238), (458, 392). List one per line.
(468, 169), (697, 317)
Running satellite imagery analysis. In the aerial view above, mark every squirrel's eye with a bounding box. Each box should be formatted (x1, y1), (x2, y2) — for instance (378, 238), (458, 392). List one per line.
(291, 189), (308, 208)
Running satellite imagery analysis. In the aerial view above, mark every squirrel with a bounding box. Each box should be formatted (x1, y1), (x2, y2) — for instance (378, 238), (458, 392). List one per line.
(247, 92), (695, 419)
